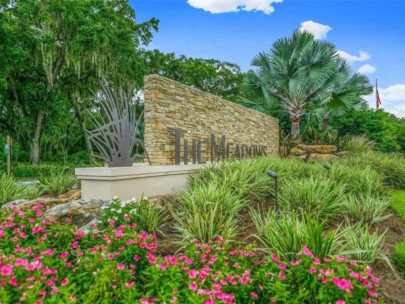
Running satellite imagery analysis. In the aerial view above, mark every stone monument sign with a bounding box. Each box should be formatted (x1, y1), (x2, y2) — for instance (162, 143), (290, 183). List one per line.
(144, 75), (279, 165)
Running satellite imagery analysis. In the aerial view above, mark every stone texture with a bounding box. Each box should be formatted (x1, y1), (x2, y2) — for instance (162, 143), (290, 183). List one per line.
(144, 75), (279, 165)
(290, 147), (306, 156)
(308, 153), (338, 162)
(297, 144), (338, 154)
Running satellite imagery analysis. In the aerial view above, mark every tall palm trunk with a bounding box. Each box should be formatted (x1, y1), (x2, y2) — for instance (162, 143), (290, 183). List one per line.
(31, 110), (45, 164)
(290, 116), (302, 143)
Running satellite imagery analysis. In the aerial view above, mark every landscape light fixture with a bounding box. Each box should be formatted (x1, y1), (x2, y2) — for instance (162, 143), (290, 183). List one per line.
(267, 170), (279, 213)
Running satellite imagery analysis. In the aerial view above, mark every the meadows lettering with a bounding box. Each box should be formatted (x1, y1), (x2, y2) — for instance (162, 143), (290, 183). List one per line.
(168, 127), (268, 165)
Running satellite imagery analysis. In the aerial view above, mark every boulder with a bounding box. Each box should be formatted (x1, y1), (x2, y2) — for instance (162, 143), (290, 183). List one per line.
(58, 189), (81, 200)
(298, 144), (337, 154)
(290, 146), (306, 156)
(308, 153), (338, 162)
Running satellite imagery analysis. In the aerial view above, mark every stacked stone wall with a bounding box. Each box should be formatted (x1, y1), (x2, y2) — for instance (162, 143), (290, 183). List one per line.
(144, 75), (279, 165)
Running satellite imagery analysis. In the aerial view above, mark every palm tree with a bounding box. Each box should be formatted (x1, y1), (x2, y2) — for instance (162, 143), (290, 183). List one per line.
(241, 31), (373, 143)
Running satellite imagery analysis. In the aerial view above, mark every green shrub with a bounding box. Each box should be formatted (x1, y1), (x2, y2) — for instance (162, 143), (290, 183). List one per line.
(250, 210), (343, 260)
(8, 162), (73, 179)
(22, 185), (44, 200)
(342, 223), (386, 264)
(99, 197), (169, 235)
(38, 172), (77, 196)
(279, 176), (344, 220)
(174, 183), (246, 243)
(394, 239), (405, 272)
(329, 165), (385, 197)
(344, 135), (375, 154)
(343, 194), (390, 225)
(190, 158), (273, 202)
(0, 174), (26, 204)
(356, 152), (405, 189)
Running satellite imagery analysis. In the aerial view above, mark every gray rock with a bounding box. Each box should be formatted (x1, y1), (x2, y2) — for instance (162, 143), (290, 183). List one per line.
(2, 199), (29, 208)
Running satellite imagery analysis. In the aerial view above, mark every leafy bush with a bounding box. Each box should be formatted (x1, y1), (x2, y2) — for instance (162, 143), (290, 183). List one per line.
(329, 165), (386, 197)
(353, 152), (405, 189)
(342, 223), (386, 264)
(6, 162), (75, 179)
(343, 194), (390, 225)
(394, 239), (405, 272)
(38, 172), (77, 196)
(22, 184), (44, 200)
(0, 204), (383, 303)
(99, 197), (169, 235)
(391, 190), (405, 221)
(344, 135), (375, 154)
(190, 158), (273, 202)
(0, 173), (25, 205)
(250, 210), (343, 260)
(174, 183), (246, 243)
(279, 176), (344, 220)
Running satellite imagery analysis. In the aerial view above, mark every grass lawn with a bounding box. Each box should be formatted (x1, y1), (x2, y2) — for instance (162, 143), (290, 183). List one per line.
(392, 190), (405, 221)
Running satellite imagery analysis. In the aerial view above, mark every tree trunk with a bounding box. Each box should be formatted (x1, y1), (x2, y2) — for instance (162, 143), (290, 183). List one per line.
(321, 117), (329, 132)
(70, 98), (95, 163)
(290, 117), (302, 143)
(31, 110), (45, 164)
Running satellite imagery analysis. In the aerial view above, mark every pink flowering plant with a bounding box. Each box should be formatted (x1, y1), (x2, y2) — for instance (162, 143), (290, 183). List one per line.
(0, 204), (382, 303)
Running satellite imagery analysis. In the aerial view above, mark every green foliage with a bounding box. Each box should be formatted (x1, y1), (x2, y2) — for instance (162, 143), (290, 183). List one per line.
(329, 164), (386, 196)
(241, 30), (372, 141)
(357, 152), (405, 188)
(38, 172), (77, 196)
(332, 109), (401, 152)
(190, 158), (273, 202)
(391, 190), (405, 221)
(174, 183), (246, 243)
(0, 173), (25, 204)
(5, 162), (75, 179)
(342, 224), (386, 264)
(250, 210), (342, 260)
(279, 176), (344, 220)
(394, 240), (405, 273)
(343, 194), (390, 225)
(99, 197), (169, 235)
(344, 135), (376, 153)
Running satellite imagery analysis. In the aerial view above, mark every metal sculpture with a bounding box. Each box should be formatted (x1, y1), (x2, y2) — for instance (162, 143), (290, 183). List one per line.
(86, 82), (150, 167)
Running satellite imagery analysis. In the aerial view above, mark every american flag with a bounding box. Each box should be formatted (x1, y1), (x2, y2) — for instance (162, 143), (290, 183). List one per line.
(376, 79), (382, 110)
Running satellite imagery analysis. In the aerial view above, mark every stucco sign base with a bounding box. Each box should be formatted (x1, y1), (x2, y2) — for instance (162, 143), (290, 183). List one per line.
(75, 164), (204, 201)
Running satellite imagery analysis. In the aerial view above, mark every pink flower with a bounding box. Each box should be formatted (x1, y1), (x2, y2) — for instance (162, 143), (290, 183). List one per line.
(279, 263), (287, 270)
(124, 214), (130, 221)
(270, 298), (276, 303)
(291, 260), (301, 266)
(271, 253), (278, 263)
(310, 267), (317, 274)
(117, 264), (125, 270)
(8, 277), (17, 286)
(1, 265), (13, 276)
(61, 278), (69, 286)
(250, 292), (258, 299)
(240, 276), (250, 285)
(313, 258), (321, 265)
(133, 255), (141, 261)
(15, 258), (28, 267)
(65, 218), (72, 223)
(125, 281), (135, 288)
(208, 256), (218, 264)
(336, 300), (345, 304)
(159, 263), (168, 270)
(303, 246), (314, 258)
(278, 272), (286, 281)
(364, 298), (372, 304)
(333, 278), (354, 290)
(189, 282), (198, 291)
(368, 290), (377, 298)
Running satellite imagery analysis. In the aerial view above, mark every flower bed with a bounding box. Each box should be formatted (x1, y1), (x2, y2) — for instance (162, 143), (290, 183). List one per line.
(0, 204), (382, 303)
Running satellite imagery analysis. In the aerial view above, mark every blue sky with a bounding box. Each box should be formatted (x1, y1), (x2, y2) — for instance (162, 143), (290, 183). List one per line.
(130, 0), (405, 117)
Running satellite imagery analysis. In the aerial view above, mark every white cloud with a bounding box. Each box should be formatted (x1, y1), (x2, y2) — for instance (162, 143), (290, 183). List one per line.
(299, 21), (332, 39)
(364, 84), (405, 117)
(380, 84), (405, 101)
(337, 50), (371, 63)
(187, 0), (283, 14)
(357, 64), (376, 74)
